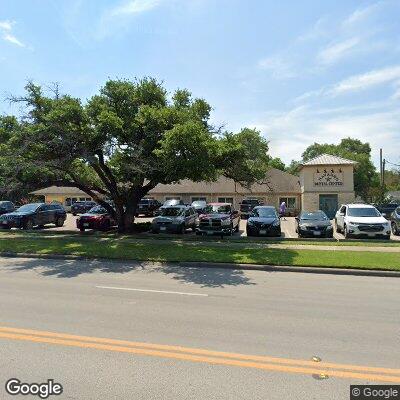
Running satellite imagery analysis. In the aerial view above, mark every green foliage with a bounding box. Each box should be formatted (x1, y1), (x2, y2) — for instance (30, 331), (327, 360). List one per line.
(4, 78), (270, 231)
(268, 157), (286, 171)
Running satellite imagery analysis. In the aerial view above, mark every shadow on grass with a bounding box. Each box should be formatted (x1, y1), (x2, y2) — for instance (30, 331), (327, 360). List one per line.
(4, 257), (258, 287)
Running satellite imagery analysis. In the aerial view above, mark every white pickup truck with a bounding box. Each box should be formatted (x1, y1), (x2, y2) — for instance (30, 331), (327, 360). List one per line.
(335, 204), (391, 239)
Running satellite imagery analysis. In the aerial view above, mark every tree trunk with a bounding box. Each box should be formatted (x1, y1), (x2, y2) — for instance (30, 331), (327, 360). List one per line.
(116, 201), (138, 233)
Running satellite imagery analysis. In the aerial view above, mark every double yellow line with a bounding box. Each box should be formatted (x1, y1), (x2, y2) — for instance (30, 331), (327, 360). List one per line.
(0, 326), (399, 383)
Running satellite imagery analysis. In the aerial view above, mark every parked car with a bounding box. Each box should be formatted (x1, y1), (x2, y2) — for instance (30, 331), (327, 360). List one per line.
(295, 210), (333, 238)
(375, 203), (399, 219)
(0, 203), (66, 230)
(191, 200), (207, 215)
(196, 203), (240, 236)
(71, 201), (97, 216)
(154, 199), (184, 216)
(151, 205), (197, 234)
(136, 198), (161, 217)
(239, 199), (263, 219)
(389, 206), (400, 236)
(246, 206), (281, 237)
(335, 204), (391, 239)
(76, 205), (116, 232)
(0, 201), (15, 215)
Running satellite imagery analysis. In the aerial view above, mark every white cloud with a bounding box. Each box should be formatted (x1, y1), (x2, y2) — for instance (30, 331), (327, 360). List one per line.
(0, 19), (26, 47)
(317, 37), (360, 65)
(258, 56), (296, 79)
(109, 0), (162, 17)
(2, 33), (25, 47)
(330, 65), (400, 95)
(249, 104), (400, 166)
(343, 1), (382, 26)
(0, 20), (13, 31)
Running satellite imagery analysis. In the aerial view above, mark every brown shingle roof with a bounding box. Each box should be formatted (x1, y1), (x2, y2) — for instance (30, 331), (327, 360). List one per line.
(30, 186), (97, 196)
(149, 168), (300, 195)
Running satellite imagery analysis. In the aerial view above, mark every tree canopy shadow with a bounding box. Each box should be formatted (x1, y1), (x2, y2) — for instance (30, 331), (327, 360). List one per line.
(3, 257), (257, 287)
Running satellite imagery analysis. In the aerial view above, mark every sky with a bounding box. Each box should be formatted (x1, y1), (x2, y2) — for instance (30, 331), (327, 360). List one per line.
(1, 0), (400, 168)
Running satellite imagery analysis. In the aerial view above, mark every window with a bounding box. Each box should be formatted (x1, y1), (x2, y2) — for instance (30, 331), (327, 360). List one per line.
(218, 197), (234, 204)
(279, 197), (296, 209)
(65, 198), (71, 206)
(191, 197), (207, 202)
(86, 198), (92, 201)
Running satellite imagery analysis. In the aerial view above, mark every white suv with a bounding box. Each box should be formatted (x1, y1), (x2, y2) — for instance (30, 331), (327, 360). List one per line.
(335, 204), (391, 239)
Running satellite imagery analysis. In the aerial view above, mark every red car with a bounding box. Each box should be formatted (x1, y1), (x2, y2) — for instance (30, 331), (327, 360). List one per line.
(76, 205), (116, 232)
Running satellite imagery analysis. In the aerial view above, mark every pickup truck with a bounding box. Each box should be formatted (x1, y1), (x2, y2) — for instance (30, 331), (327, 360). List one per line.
(239, 199), (263, 219)
(196, 203), (240, 236)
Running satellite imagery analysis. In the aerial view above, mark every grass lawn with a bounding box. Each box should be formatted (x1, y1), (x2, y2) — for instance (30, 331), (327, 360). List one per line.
(0, 234), (399, 271)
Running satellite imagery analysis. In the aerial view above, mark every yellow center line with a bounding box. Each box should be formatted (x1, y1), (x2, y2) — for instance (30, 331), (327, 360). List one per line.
(0, 327), (399, 383)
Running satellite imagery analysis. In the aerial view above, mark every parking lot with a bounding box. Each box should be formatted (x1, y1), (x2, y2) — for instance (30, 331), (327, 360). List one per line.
(25, 213), (400, 241)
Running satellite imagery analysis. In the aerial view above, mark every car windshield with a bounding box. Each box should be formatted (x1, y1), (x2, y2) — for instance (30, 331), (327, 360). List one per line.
(205, 205), (231, 214)
(164, 200), (180, 206)
(192, 201), (206, 207)
(161, 207), (184, 217)
(252, 208), (277, 218)
(16, 204), (41, 213)
(347, 207), (381, 217)
(88, 206), (107, 214)
(300, 211), (328, 221)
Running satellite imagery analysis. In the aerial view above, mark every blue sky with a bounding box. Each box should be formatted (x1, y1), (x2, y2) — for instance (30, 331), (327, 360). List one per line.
(1, 0), (400, 167)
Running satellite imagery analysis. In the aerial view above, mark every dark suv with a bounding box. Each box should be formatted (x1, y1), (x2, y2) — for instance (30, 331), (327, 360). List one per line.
(136, 198), (161, 217)
(0, 203), (66, 230)
(390, 206), (400, 236)
(71, 201), (97, 215)
(239, 199), (263, 219)
(0, 201), (15, 215)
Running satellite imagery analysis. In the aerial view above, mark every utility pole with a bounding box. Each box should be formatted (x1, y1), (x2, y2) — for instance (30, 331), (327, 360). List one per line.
(380, 148), (383, 186)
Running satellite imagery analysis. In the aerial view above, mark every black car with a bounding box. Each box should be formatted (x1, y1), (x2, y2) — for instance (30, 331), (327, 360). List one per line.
(136, 198), (161, 217)
(240, 199), (263, 219)
(389, 206), (400, 236)
(71, 201), (97, 216)
(375, 203), (399, 219)
(246, 206), (281, 237)
(0, 201), (15, 215)
(0, 203), (66, 230)
(296, 210), (333, 238)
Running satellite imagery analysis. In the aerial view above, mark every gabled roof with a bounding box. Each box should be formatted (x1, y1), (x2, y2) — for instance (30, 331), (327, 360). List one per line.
(301, 153), (357, 167)
(30, 186), (100, 196)
(149, 168), (301, 195)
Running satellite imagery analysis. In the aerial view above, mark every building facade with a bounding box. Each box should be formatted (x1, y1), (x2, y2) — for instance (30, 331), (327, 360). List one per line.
(30, 154), (357, 217)
(299, 154), (357, 218)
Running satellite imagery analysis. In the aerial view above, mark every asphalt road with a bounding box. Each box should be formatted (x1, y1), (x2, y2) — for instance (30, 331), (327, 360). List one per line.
(0, 257), (399, 399)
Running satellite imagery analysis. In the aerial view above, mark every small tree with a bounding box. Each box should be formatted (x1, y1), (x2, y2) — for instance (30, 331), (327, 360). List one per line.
(8, 79), (270, 231)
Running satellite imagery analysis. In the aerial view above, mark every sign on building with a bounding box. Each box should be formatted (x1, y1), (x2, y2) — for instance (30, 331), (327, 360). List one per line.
(313, 169), (344, 187)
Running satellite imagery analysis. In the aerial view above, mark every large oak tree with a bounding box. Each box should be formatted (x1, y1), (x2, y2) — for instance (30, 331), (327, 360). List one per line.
(7, 79), (270, 231)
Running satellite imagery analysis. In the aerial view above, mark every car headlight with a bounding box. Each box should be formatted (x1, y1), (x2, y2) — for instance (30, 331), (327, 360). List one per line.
(299, 224), (307, 229)
(272, 219), (280, 226)
(221, 218), (231, 226)
(326, 225), (333, 230)
(247, 219), (254, 226)
(347, 221), (357, 226)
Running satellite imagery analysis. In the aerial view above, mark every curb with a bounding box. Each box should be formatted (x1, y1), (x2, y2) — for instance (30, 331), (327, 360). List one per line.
(0, 252), (399, 278)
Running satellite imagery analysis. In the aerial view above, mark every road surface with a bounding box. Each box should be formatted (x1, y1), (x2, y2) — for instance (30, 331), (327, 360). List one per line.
(0, 257), (399, 399)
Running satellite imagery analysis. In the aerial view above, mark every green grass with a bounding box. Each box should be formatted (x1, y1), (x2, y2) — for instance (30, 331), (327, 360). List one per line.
(0, 235), (399, 271)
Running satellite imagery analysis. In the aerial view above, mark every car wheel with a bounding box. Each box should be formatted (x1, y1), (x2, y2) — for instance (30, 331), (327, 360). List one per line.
(102, 220), (110, 231)
(344, 225), (351, 239)
(383, 234), (391, 240)
(55, 217), (64, 227)
(246, 230), (252, 237)
(23, 219), (34, 230)
(179, 224), (185, 234)
(391, 222), (399, 236)
(151, 229), (159, 234)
